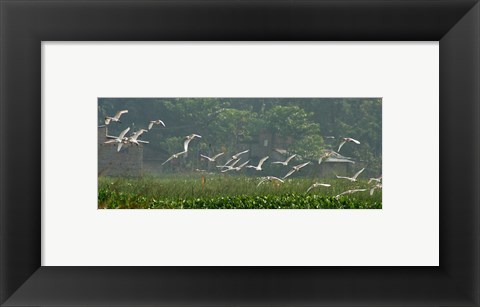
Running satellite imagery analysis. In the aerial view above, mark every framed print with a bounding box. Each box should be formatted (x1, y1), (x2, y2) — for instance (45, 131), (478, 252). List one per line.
(1, 1), (479, 307)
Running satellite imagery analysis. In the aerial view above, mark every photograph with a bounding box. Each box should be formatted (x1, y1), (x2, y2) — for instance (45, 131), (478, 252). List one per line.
(98, 98), (382, 209)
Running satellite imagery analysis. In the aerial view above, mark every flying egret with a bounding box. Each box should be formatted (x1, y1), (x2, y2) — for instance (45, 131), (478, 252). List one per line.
(283, 162), (311, 179)
(184, 134), (202, 152)
(335, 189), (367, 199)
(271, 154), (297, 166)
(148, 119), (165, 130)
(246, 156), (269, 171)
(368, 176), (382, 184)
(306, 183), (331, 193)
(257, 176), (284, 187)
(200, 152), (224, 162)
(162, 150), (187, 165)
(338, 137), (361, 152)
(105, 110), (128, 125)
(221, 160), (250, 172)
(217, 158), (241, 169)
(336, 168), (365, 182)
(104, 127), (130, 152)
(128, 129), (148, 146)
(370, 183), (382, 195)
(223, 149), (250, 166)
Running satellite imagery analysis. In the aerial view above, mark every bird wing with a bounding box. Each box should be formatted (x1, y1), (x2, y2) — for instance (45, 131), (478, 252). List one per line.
(114, 110), (128, 119)
(238, 160), (250, 168)
(318, 157), (323, 165)
(212, 152), (224, 160)
(352, 168), (365, 179)
(336, 175), (350, 180)
(118, 127), (131, 139)
(257, 156), (269, 168)
(148, 122), (154, 130)
(136, 140), (149, 144)
(283, 168), (296, 179)
(297, 162), (310, 170)
(285, 154), (296, 163)
(117, 143), (123, 152)
(104, 139), (118, 144)
(235, 149), (249, 157)
(105, 117), (111, 125)
(370, 187), (376, 195)
(162, 155), (174, 165)
(320, 184), (331, 187)
(158, 120), (166, 127)
(257, 179), (267, 187)
(271, 161), (284, 165)
(183, 138), (192, 152)
(230, 159), (241, 167)
(271, 176), (284, 183)
(350, 138), (361, 144)
(192, 134), (202, 138)
(200, 154), (213, 161)
(306, 184), (315, 193)
(338, 141), (346, 152)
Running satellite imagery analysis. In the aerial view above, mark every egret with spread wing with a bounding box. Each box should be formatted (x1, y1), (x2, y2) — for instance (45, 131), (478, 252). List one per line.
(105, 110), (128, 125)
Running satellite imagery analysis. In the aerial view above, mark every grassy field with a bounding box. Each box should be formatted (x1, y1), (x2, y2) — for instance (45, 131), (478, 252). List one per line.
(98, 173), (382, 209)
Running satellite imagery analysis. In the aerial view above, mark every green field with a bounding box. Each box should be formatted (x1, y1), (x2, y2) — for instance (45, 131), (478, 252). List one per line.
(98, 174), (382, 209)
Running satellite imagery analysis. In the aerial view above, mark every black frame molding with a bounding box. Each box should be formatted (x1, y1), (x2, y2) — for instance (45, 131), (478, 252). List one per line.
(1, 0), (479, 306)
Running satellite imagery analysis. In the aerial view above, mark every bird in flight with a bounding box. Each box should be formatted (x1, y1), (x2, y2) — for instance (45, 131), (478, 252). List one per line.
(306, 183), (331, 193)
(257, 176), (284, 187)
(105, 110), (128, 125)
(368, 176), (382, 184)
(338, 137), (361, 152)
(128, 129), (148, 146)
(104, 127), (131, 152)
(162, 150), (187, 165)
(148, 119), (165, 130)
(335, 189), (367, 199)
(221, 160), (250, 172)
(336, 168), (365, 182)
(370, 183), (382, 195)
(271, 154), (296, 166)
(200, 152), (224, 162)
(224, 149), (250, 166)
(283, 162), (311, 179)
(246, 156), (269, 171)
(183, 134), (202, 152)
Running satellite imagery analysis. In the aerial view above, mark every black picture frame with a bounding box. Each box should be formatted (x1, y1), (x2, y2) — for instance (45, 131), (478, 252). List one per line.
(1, 0), (479, 306)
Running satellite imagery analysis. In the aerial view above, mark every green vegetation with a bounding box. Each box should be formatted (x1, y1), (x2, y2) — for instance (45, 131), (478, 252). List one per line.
(98, 175), (382, 209)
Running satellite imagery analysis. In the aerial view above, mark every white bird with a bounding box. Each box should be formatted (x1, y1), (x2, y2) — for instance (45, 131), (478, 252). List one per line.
(271, 154), (297, 166)
(223, 149), (250, 166)
(335, 189), (367, 199)
(104, 127), (131, 152)
(200, 152), (224, 162)
(306, 183), (331, 193)
(368, 176), (382, 184)
(370, 183), (382, 195)
(257, 176), (284, 187)
(184, 134), (202, 152)
(338, 137), (361, 152)
(336, 168), (365, 182)
(162, 150), (187, 165)
(246, 156), (269, 171)
(221, 160), (250, 172)
(128, 129), (148, 146)
(216, 158), (241, 170)
(283, 162), (311, 179)
(148, 119), (165, 130)
(105, 110), (128, 125)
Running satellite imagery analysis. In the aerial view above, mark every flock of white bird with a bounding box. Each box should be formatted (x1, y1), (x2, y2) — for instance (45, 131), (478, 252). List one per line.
(102, 109), (382, 198)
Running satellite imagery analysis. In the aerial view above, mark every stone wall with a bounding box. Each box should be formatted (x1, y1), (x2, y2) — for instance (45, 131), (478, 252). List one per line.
(98, 127), (143, 177)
